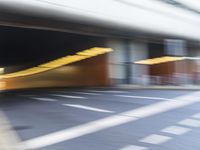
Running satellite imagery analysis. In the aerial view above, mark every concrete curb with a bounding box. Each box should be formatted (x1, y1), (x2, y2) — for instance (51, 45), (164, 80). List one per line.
(113, 85), (200, 90)
(0, 111), (23, 150)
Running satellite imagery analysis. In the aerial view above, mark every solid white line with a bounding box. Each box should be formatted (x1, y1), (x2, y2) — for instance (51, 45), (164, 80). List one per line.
(115, 95), (170, 101)
(119, 145), (148, 150)
(20, 91), (200, 149)
(191, 113), (200, 119)
(178, 119), (200, 127)
(20, 115), (137, 149)
(161, 126), (191, 135)
(71, 92), (102, 96)
(62, 104), (114, 113)
(31, 97), (57, 102)
(51, 94), (86, 99)
(139, 134), (172, 145)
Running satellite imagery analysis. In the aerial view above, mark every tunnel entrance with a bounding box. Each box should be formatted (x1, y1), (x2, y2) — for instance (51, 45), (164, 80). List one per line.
(0, 26), (111, 90)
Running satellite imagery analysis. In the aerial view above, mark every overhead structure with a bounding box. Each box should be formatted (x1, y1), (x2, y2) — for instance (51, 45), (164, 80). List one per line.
(0, 0), (200, 40)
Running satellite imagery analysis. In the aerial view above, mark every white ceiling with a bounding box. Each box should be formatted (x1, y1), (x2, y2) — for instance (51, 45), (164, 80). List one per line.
(1, 0), (200, 40)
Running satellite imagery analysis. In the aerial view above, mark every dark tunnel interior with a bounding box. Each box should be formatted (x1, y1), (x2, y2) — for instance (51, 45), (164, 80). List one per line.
(0, 26), (106, 68)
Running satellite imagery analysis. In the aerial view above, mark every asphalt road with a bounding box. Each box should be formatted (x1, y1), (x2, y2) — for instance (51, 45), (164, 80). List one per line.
(1, 88), (200, 150)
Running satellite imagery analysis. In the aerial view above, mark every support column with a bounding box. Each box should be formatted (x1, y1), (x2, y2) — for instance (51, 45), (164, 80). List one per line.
(106, 38), (148, 85)
(124, 39), (132, 84)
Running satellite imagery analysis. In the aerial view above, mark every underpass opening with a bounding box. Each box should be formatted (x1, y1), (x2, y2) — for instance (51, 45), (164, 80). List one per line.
(0, 25), (112, 90)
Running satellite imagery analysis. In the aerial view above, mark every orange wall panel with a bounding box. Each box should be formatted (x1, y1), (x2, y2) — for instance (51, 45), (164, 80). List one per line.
(3, 54), (110, 90)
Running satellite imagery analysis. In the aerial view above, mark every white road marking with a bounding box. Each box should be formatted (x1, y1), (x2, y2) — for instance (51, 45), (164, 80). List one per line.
(115, 95), (170, 101)
(178, 119), (200, 127)
(139, 134), (171, 145)
(20, 115), (137, 149)
(20, 91), (200, 149)
(62, 104), (114, 113)
(0, 111), (22, 150)
(71, 92), (102, 96)
(191, 113), (200, 119)
(120, 145), (148, 150)
(20, 95), (36, 97)
(86, 90), (126, 93)
(31, 97), (57, 102)
(51, 91), (67, 93)
(161, 126), (191, 135)
(52, 91), (102, 96)
(51, 94), (86, 99)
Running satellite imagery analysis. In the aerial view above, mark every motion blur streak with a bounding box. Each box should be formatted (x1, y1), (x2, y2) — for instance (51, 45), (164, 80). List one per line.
(1, 0), (200, 39)
(1, 0), (200, 150)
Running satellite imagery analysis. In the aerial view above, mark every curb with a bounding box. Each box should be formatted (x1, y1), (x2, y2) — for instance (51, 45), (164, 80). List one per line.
(114, 85), (200, 90)
(0, 111), (23, 150)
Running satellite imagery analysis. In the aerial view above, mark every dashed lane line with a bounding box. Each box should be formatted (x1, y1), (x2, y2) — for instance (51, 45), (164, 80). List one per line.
(31, 97), (58, 102)
(51, 94), (87, 99)
(191, 113), (200, 119)
(161, 125), (191, 135)
(20, 91), (200, 149)
(62, 104), (114, 113)
(20, 95), (36, 97)
(53, 91), (102, 96)
(178, 119), (200, 127)
(115, 95), (170, 101)
(71, 92), (102, 96)
(139, 134), (172, 145)
(119, 145), (148, 150)
(86, 90), (127, 93)
(139, 112), (200, 148)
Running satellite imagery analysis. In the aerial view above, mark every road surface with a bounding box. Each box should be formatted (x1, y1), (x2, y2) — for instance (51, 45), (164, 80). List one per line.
(1, 88), (200, 150)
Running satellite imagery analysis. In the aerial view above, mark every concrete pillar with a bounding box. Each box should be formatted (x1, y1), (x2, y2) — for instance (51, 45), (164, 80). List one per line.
(106, 38), (148, 85)
(124, 39), (132, 84)
(129, 41), (149, 85)
(106, 38), (126, 84)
